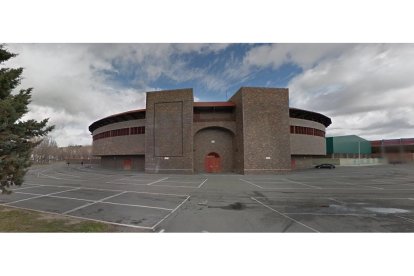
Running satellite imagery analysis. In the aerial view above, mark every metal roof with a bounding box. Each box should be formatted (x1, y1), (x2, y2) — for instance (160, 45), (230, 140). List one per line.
(89, 104), (332, 133)
(289, 107), (332, 127)
(88, 109), (146, 133)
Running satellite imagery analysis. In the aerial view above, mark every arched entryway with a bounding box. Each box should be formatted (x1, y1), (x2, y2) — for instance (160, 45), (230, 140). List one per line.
(204, 152), (221, 173)
(193, 126), (234, 173)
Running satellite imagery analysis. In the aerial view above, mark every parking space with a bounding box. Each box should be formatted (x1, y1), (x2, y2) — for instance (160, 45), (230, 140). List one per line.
(12, 185), (79, 195)
(106, 175), (208, 188)
(69, 203), (171, 228)
(1, 180), (189, 231)
(8, 195), (90, 214)
(241, 174), (414, 191)
(102, 192), (188, 210)
(285, 214), (413, 232)
(1, 163), (414, 232)
(52, 188), (123, 201)
(251, 196), (414, 232)
(0, 191), (44, 204)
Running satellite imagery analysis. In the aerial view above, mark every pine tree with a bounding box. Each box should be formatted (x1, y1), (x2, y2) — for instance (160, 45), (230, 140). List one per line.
(0, 45), (54, 194)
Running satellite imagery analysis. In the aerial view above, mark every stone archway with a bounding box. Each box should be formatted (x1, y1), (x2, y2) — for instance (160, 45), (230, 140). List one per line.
(193, 127), (234, 173)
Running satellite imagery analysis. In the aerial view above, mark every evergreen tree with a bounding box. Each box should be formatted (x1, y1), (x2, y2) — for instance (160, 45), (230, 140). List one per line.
(0, 45), (54, 194)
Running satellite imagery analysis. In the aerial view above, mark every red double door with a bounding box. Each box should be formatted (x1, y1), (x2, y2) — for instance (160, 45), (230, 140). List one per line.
(204, 152), (221, 173)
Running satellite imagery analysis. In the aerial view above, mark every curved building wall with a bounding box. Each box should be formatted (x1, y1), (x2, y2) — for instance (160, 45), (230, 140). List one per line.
(92, 119), (146, 156)
(101, 155), (145, 171)
(89, 88), (332, 173)
(290, 118), (326, 155)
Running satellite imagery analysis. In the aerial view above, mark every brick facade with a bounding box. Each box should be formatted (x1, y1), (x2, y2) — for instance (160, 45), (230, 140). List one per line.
(144, 89), (194, 174)
(231, 87), (292, 174)
(90, 87), (331, 174)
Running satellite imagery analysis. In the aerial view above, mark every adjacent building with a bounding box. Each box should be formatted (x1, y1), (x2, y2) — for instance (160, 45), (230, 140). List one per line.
(326, 135), (372, 158)
(371, 138), (414, 162)
(89, 87), (332, 174)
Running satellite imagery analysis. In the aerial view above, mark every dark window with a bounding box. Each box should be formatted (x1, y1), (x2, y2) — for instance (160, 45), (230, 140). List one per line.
(291, 125), (325, 137)
(130, 126), (145, 136)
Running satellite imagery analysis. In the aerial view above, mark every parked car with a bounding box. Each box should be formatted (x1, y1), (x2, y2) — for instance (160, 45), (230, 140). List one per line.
(315, 164), (335, 169)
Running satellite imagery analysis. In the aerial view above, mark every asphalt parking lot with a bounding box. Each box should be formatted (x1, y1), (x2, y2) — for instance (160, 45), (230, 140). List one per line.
(1, 163), (414, 232)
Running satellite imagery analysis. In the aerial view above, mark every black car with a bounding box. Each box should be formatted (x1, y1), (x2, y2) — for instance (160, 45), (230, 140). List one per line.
(315, 164), (335, 169)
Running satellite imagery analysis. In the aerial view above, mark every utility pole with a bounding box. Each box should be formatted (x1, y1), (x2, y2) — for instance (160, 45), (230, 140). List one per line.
(358, 141), (361, 165)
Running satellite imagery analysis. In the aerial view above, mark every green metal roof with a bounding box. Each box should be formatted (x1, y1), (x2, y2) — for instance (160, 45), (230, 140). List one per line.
(326, 135), (372, 154)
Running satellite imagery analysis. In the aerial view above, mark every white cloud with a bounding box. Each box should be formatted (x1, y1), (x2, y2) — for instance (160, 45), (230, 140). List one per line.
(243, 43), (349, 70)
(287, 44), (414, 139)
(5, 43), (231, 146)
(5, 43), (413, 146)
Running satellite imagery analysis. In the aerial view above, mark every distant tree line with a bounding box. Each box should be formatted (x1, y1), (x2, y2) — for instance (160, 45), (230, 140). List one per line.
(31, 136), (97, 164)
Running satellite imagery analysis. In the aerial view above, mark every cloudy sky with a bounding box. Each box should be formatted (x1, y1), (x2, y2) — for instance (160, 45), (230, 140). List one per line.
(4, 43), (414, 146)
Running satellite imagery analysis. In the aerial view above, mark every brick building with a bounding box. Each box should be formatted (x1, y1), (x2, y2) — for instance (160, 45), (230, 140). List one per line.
(89, 87), (331, 174)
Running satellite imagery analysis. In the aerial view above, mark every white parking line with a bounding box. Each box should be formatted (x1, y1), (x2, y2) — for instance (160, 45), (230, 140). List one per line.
(13, 191), (44, 196)
(282, 213), (375, 216)
(162, 181), (201, 184)
(198, 179), (208, 188)
(38, 171), (60, 179)
(15, 183), (81, 190)
(63, 191), (127, 215)
(283, 178), (322, 189)
(240, 179), (263, 189)
(105, 182), (149, 186)
(151, 196), (190, 230)
(240, 179), (317, 190)
(12, 184), (44, 191)
(252, 196), (414, 201)
(0, 204), (153, 230)
(5, 187), (81, 205)
(251, 181), (287, 184)
(371, 179), (391, 183)
(54, 171), (82, 178)
(151, 184), (199, 189)
(14, 191), (176, 211)
(102, 201), (173, 211)
(38, 172), (87, 182)
(242, 179), (413, 191)
(332, 180), (383, 190)
(340, 181), (384, 190)
(14, 191), (92, 202)
(20, 183), (189, 197)
(251, 197), (319, 233)
(363, 185), (384, 190)
(328, 198), (346, 204)
(116, 176), (136, 181)
(7, 185), (190, 230)
(147, 177), (169, 186)
(115, 179), (157, 182)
